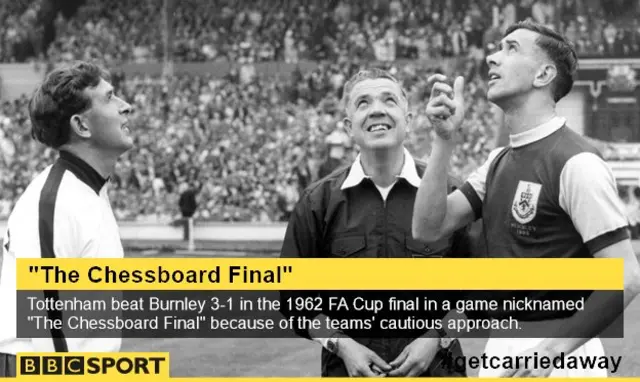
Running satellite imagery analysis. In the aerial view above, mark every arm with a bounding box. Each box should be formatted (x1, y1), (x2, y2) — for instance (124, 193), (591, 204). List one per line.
(537, 152), (640, 355)
(413, 74), (473, 242)
(412, 137), (476, 242)
(413, 144), (504, 242)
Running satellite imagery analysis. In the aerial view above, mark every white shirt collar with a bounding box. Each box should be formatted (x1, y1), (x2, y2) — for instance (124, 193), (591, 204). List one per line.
(510, 116), (566, 148)
(341, 147), (422, 190)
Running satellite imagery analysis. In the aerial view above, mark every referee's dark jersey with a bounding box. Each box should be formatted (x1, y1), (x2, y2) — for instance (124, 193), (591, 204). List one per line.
(279, 148), (485, 342)
(0, 150), (124, 354)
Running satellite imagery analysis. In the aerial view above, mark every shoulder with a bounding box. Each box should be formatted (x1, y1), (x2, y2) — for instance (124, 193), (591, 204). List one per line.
(298, 163), (351, 206)
(412, 156), (467, 193)
(560, 151), (613, 186)
(551, 126), (602, 166)
(6, 165), (53, 222)
(42, 169), (105, 230)
(481, 146), (510, 169)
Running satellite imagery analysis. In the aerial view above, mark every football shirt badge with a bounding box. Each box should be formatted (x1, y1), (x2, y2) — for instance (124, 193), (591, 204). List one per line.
(512, 181), (542, 224)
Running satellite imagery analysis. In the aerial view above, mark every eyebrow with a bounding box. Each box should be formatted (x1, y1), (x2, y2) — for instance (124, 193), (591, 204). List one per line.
(380, 91), (399, 100)
(353, 94), (370, 105)
(354, 91), (399, 104)
(499, 38), (520, 49)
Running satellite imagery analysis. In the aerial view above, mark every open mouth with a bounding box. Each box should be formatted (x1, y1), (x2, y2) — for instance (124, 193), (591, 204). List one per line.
(488, 73), (501, 83)
(121, 122), (131, 135)
(367, 123), (392, 132)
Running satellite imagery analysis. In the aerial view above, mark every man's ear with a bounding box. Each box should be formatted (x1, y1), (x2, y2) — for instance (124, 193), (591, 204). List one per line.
(343, 117), (353, 136)
(405, 112), (414, 132)
(69, 114), (91, 139)
(533, 63), (557, 89)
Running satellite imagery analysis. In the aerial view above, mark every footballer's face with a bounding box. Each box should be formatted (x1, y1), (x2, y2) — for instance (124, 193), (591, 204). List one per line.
(485, 28), (553, 107)
(81, 78), (133, 155)
(344, 78), (412, 152)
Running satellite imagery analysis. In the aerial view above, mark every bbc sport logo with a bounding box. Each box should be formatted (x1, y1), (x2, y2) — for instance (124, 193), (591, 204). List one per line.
(17, 352), (169, 377)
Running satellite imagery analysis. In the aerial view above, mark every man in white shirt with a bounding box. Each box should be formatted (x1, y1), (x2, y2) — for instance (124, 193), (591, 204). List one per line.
(0, 61), (133, 376)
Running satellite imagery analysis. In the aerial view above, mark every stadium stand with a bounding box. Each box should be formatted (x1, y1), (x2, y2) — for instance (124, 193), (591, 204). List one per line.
(0, 0), (639, 227)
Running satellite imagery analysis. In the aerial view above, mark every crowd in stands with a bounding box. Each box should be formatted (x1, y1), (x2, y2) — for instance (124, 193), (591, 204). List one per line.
(1, 0), (639, 224)
(0, 57), (498, 222)
(1, 0), (640, 65)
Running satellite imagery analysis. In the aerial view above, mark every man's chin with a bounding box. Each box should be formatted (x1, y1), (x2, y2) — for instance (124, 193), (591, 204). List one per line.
(361, 138), (400, 151)
(487, 89), (507, 106)
(118, 139), (135, 153)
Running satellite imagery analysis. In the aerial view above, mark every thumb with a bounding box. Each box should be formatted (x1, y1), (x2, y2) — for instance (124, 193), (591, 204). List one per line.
(389, 348), (408, 368)
(453, 75), (465, 104)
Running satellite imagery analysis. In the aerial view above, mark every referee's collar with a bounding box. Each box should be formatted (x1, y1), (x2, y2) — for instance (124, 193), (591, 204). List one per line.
(58, 150), (108, 195)
(341, 147), (421, 190)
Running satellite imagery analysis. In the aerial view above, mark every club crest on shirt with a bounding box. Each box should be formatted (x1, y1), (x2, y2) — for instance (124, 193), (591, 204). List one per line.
(511, 181), (542, 224)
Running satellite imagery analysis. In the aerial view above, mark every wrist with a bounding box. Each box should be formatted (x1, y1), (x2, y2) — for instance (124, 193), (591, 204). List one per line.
(433, 134), (456, 146)
(325, 330), (349, 357)
(422, 328), (455, 349)
(432, 137), (456, 157)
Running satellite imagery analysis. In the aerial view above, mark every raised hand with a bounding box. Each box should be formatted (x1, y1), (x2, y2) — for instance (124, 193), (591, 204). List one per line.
(425, 74), (466, 141)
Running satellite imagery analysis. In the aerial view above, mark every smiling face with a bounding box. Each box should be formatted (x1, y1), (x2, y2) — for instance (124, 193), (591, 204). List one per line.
(343, 77), (411, 152)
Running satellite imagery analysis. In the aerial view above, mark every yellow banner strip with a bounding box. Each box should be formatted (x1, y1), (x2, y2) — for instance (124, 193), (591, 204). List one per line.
(13, 377), (640, 381)
(17, 258), (623, 291)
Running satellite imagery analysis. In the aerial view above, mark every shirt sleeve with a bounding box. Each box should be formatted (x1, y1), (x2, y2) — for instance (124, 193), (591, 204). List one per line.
(559, 152), (630, 254)
(278, 190), (324, 340)
(458, 147), (506, 219)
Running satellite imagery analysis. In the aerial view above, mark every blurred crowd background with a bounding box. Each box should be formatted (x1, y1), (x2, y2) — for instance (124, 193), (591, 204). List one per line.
(1, 0), (640, 232)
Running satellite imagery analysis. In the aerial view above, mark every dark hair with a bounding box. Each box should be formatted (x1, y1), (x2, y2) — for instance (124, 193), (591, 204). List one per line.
(29, 61), (110, 149)
(341, 68), (408, 110)
(504, 20), (578, 102)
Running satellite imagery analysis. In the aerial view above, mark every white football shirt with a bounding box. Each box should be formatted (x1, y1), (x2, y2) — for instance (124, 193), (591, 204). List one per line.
(0, 150), (124, 354)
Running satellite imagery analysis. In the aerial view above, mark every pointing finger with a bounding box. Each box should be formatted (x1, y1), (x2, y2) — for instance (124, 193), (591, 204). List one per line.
(453, 75), (465, 104)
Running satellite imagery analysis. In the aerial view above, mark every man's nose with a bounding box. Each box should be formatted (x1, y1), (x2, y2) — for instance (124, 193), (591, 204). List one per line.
(368, 100), (387, 118)
(120, 101), (133, 115)
(486, 51), (498, 67)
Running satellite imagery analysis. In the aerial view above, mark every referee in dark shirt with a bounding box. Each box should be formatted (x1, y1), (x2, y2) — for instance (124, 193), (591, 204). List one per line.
(279, 68), (483, 377)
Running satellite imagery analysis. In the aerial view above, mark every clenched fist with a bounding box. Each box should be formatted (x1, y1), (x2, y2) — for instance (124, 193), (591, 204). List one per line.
(425, 74), (465, 141)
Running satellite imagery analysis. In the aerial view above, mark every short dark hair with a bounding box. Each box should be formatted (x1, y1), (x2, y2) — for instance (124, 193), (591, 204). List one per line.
(505, 20), (578, 102)
(341, 68), (408, 110)
(29, 61), (110, 149)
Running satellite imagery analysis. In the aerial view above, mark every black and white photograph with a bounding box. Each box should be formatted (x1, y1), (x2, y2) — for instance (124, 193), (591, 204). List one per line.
(1, 0), (640, 378)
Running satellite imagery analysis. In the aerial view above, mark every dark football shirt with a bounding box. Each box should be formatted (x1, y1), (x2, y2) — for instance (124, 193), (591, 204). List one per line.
(458, 116), (629, 321)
